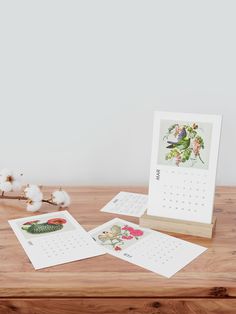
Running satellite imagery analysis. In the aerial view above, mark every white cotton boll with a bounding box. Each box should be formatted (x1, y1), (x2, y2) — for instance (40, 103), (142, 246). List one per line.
(62, 191), (70, 207)
(0, 168), (12, 182)
(24, 184), (40, 196)
(0, 181), (12, 192)
(12, 180), (23, 191)
(31, 190), (43, 202)
(24, 185), (36, 198)
(26, 201), (42, 212)
(52, 191), (65, 204)
(12, 172), (23, 184)
(24, 185), (43, 202)
(52, 190), (70, 207)
(0, 169), (23, 192)
(13, 172), (23, 180)
(0, 168), (12, 177)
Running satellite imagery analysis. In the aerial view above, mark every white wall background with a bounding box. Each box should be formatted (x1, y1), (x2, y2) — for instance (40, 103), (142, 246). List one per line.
(0, 1), (235, 186)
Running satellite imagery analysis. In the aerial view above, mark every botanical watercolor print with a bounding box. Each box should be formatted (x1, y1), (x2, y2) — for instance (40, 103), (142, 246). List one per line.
(164, 122), (204, 166)
(18, 215), (76, 239)
(94, 223), (147, 252)
(21, 218), (67, 234)
(158, 120), (212, 170)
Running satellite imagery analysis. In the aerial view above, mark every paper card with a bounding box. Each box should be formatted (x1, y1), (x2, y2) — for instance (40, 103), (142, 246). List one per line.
(9, 210), (105, 270)
(89, 218), (207, 278)
(148, 111), (222, 224)
(100, 191), (148, 217)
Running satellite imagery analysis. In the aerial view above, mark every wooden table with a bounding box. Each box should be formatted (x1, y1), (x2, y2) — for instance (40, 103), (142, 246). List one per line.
(0, 186), (236, 314)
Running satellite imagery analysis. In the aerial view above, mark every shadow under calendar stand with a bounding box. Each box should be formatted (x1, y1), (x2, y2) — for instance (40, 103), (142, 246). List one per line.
(140, 211), (216, 238)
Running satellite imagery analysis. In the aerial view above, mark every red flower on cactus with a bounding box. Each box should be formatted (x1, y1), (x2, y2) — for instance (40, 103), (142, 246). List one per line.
(47, 218), (67, 225)
(23, 220), (39, 225)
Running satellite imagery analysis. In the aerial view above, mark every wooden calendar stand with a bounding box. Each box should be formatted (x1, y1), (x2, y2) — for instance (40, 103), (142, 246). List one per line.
(140, 211), (216, 238)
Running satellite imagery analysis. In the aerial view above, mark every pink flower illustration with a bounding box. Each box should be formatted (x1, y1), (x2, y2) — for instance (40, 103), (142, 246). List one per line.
(130, 229), (143, 237)
(122, 225), (134, 232)
(114, 246), (121, 251)
(122, 235), (133, 240)
(174, 152), (182, 166)
(193, 138), (201, 156)
(122, 225), (144, 238)
(174, 125), (182, 137)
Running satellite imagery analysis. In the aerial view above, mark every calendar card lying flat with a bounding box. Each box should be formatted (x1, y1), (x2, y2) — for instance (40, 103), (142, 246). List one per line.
(148, 111), (222, 224)
(100, 192), (148, 217)
(9, 210), (105, 269)
(89, 218), (207, 278)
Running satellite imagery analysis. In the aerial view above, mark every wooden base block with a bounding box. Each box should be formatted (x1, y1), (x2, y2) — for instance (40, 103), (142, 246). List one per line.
(140, 211), (216, 238)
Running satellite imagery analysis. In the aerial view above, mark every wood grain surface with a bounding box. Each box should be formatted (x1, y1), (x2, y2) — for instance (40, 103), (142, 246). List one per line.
(0, 186), (236, 313)
(1, 298), (236, 314)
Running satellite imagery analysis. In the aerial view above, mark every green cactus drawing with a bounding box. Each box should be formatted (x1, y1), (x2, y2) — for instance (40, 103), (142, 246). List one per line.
(21, 218), (67, 234)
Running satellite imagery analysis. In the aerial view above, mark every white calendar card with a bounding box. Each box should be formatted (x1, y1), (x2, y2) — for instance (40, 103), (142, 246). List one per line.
(148, 111), (222, 224)
(89, 218), (207, 278)
(100, 192), (148, 217)
(8, 210), (105, 270)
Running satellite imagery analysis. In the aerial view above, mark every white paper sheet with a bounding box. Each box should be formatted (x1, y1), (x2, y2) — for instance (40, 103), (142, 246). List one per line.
(90, 218), (207, 278)
(100, 191), (148, 217)
(148, 111), (222, 223)
(9, 210), (105, 269)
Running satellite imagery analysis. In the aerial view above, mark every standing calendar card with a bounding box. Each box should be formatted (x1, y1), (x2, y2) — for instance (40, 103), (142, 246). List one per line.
(148, 111), (222, 224)
(9, 210), (105, 269)
(90, 218), (207, 278)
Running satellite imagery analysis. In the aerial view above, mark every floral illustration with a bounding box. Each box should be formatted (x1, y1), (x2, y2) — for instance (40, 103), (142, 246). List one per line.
(97, 224), (144, 251)
(21, 218), (67, 234)
(163, 122), (205, 167)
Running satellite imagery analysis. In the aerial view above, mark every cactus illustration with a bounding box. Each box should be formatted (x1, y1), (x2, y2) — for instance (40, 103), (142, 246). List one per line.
(22, 218), (67, 234)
